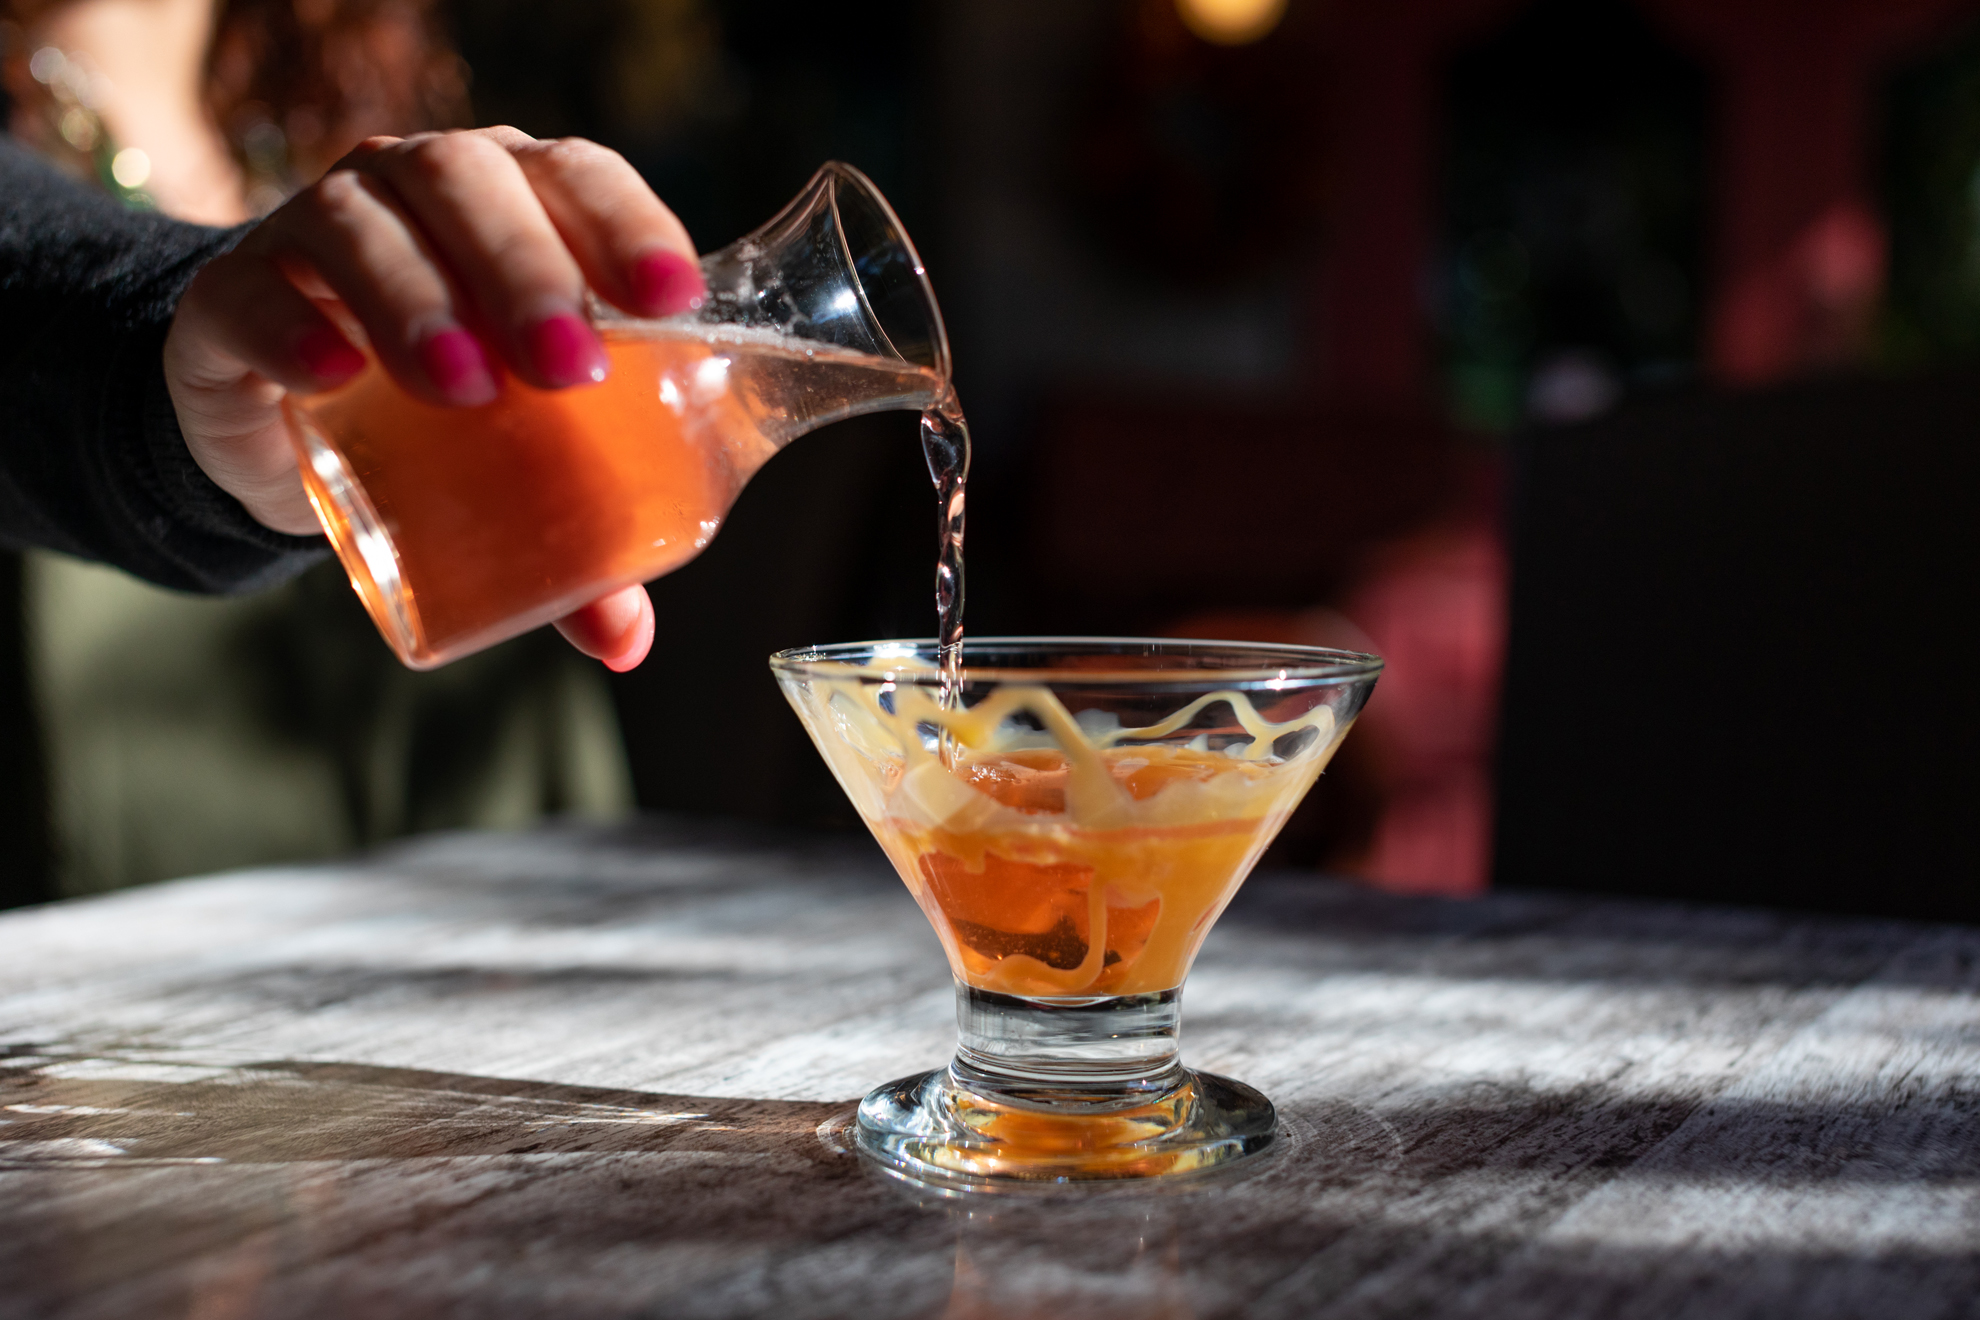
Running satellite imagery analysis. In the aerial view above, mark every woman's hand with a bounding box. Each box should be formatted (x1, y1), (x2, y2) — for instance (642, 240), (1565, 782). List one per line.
(162, 127), (704, 671)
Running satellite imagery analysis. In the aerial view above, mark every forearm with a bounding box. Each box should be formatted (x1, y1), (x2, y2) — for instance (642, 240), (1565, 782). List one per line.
(0, 138), (325, 593)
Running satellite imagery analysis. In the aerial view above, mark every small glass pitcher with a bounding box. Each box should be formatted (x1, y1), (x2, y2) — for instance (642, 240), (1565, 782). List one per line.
(284, 162), (951, 669)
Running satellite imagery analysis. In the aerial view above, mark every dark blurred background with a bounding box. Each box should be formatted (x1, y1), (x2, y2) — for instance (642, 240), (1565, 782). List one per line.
(5, 0), (1978, 919)
(572, 0), (1980, 919)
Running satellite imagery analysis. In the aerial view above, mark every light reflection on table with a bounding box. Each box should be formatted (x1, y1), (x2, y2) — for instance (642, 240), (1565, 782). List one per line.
(2, 820), (1976, 1318)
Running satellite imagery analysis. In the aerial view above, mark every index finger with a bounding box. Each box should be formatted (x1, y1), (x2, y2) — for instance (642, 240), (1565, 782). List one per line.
(511, 138), (705, 319)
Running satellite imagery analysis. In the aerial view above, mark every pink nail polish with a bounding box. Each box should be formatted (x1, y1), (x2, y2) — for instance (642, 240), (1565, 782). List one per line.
(601, 601), (654, 672)
(419, 328), (497, 405)
(630, 251), (705, 317)
(296, 325), (366, 382)
(528, 313), (608, 387)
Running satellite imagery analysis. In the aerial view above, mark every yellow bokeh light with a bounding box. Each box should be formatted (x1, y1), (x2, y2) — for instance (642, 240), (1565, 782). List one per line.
(1175, 0), (1287, 46)
(110, 147), (151, 190)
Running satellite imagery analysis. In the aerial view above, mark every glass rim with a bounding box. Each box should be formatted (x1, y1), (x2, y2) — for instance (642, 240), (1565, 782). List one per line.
(824, 160), (953, 382)
(767, 635), (1385, 687)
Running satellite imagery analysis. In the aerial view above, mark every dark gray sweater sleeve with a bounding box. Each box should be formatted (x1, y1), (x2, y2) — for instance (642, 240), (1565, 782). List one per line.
(0, 137), (327, 594)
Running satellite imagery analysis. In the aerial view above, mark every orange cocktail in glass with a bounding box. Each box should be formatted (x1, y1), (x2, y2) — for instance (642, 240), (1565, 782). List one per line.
(773, 638), (1382, 1188)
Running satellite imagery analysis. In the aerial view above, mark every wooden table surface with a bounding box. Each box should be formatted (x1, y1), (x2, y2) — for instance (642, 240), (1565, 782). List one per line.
(3, 819), (1977, 1319)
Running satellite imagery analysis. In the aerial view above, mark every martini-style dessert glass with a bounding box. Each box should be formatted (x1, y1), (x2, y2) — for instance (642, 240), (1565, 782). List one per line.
(772, 637), (1382, 1189)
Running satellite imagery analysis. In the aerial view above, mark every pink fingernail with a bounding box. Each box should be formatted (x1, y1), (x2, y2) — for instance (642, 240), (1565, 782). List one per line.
(528, 313), (608, 387)
(419, 327), (497, 405)
(296, 325), (366, 382)
(601, 602), (654, 672)
(630, 251), (705, 317)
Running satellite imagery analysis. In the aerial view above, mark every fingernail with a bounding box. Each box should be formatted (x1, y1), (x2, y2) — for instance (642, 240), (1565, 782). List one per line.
(419, 327), (497, 405)
(601, 604), (654, 673)
(296, 325), (366, 383)
(527, 313), (609, 387)
(630, 251), (705, 317)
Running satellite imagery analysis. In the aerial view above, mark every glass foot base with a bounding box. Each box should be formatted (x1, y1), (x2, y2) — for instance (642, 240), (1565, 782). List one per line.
(854, 1065), (1277, 1191)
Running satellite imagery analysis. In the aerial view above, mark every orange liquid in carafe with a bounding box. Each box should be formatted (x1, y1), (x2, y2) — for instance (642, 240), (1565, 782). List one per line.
(291, 325), (941, 668)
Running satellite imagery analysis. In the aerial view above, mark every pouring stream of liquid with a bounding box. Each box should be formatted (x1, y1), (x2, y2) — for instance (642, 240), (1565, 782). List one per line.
(920, 390), (970, 704)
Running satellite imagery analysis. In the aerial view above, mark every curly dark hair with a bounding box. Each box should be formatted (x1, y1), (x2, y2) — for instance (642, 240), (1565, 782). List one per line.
(205, 0), (471, 196)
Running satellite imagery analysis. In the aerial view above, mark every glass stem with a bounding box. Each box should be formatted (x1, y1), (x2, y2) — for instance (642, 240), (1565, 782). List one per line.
(948, 983), (1186, 1109)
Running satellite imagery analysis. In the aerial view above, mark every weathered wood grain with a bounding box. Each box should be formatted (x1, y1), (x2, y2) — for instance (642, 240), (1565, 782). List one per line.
(1, 817), (1976, 1319)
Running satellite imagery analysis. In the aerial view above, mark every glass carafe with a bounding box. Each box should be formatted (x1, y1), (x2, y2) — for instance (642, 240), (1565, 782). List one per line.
(284, 162), (950, 670)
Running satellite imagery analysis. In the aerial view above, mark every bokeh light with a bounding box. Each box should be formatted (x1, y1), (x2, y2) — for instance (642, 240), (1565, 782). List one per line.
(1174, 0), (1287, 46)
(109, 148), (151, 189)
